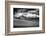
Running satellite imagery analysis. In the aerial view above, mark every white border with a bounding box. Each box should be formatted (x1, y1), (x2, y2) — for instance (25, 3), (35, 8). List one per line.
(10, 5), (42, 32)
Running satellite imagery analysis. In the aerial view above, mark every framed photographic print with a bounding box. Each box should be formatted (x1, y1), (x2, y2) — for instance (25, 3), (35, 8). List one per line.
(5, 1), (45, 36)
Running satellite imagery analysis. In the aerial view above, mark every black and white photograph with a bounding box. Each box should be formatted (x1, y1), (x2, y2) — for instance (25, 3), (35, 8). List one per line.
(13, 8), (39, 28)
(10, 4), (44, 32)
(5, 1), (45, 35)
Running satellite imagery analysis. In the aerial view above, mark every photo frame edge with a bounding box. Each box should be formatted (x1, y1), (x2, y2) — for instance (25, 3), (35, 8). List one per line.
(5, 1), (45, 36)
